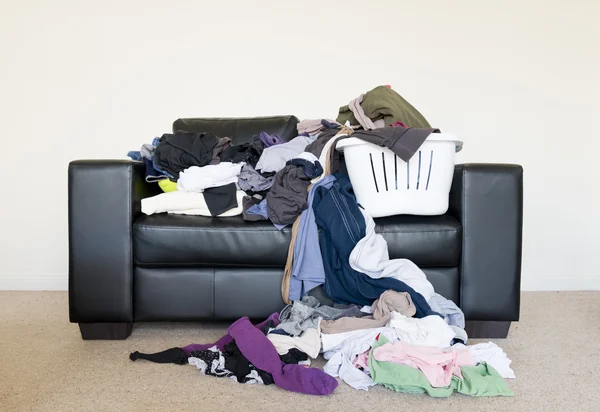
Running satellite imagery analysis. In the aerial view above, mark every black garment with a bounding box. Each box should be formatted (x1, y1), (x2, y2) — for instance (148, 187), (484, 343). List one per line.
(129, 347), (188, 365)
(279, 348), (309, 365)
(189, 349), (236, 378)
(266, 165), (311, 225)
(258, 319), (276, 335)
(223, 341), (275, 385)
(286, 158), (323, 179)
(267, 329), (291, 336)
(220, 135), (264, 167)
(154, 132), (219, 178)
(203, 183), (238, 216)
(210, 137), (232, 165)
(350, 126), (439, 162)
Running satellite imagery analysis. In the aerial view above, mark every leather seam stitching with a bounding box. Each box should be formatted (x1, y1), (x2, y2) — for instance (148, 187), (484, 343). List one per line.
(133, 227), (458, 235)
(128, 164), (133, 322)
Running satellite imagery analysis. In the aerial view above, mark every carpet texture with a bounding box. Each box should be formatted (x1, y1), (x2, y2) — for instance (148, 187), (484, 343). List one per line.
(1, 291), (599, 411)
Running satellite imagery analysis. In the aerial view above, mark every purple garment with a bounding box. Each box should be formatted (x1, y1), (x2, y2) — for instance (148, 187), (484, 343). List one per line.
(228, 317), (338, 395)
(259, 131), (285, 148)
(182, 312), (279, 355)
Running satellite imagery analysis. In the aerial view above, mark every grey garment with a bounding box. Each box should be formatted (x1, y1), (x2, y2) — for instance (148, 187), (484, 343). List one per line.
(304, 129), (338, 159)
(304, 128), (343, 173)
(450, 325), (468, 345)
(238, 164), (274, 193)
(255, 135), (314, 173)
(276, 295), (363, 336)
(210, 137), (232, 165)
(352, 125), (440, 162)
(428, 293), (465, 328)
(145, 175), (169, 183)
(140, 144), (155, 160)
(348, 94), (386, 130)
(266, 165), (311, 226)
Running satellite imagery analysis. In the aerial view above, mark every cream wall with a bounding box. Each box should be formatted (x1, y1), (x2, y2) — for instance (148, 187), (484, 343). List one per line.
(0, 0), (598, 290)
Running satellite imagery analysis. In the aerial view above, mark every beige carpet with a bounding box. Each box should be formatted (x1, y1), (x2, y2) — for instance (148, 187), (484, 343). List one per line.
(1, 291), (599, 412)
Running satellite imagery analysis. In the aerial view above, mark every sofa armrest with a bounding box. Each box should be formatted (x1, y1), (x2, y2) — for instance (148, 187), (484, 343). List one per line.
(449, 163), (523, 321)
(68, 160), (159, 323)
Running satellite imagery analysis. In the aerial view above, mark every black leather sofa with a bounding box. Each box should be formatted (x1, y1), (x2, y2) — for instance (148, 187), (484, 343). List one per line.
(68, 116), (523, 340)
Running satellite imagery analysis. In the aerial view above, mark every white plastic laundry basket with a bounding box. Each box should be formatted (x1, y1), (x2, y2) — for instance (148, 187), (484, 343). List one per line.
(336, 134), (462, 217)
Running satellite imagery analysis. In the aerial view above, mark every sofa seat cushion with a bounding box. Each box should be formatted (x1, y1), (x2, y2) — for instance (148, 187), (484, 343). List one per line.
(133, 214), (461, 268)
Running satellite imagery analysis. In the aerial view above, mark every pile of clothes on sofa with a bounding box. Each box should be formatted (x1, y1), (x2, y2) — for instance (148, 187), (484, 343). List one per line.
(129, 86), (516, 397)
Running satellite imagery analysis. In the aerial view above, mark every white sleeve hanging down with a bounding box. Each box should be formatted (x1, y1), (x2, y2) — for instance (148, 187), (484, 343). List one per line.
(177, 162), (244, 192)
(349, 208), (435, 301)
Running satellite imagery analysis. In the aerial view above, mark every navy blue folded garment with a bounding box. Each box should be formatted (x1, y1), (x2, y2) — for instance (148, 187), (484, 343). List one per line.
(312, 174), (439, 318)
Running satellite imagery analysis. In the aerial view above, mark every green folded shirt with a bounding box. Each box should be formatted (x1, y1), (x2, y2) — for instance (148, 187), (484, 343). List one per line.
(369, 335), (514, 397)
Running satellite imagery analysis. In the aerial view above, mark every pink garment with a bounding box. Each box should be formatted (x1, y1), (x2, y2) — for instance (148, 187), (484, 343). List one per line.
(373, 342), (476, 387)
(353, 350), (371, 370)
(390, 121), (407, 128)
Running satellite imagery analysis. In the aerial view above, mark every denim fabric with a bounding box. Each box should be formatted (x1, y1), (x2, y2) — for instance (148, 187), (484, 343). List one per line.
(152, 155), (175, 179)
(143, 158), (168, 182)
(288, 174), (336, 301)
(127, 151), (142, 161)
(312, 174), (439, 318)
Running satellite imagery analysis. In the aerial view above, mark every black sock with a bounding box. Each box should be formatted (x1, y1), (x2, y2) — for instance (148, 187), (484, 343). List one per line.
(129, 347), (188, 365)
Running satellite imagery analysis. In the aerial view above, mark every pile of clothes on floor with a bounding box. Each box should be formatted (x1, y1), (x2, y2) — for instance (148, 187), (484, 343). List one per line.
(130, 292), (515, 397)
(129, 85), (516, 397)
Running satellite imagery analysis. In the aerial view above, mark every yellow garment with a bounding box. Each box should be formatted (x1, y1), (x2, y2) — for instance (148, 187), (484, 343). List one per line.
(158, 179), (177, 193)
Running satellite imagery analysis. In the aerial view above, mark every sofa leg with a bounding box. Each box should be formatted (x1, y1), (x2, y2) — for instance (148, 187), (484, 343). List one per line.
(465, 321), (511, 339)
(78, 322), (133, 340)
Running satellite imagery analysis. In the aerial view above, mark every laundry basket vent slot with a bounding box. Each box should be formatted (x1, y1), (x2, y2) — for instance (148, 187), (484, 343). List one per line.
(426, 151), (433, 190)
(369, 153), (379, 193)
(382, 152), (389, 191)
(416, 151), (422, 190)
(394, 155), (398, 190)
(406, 160), (410, 189)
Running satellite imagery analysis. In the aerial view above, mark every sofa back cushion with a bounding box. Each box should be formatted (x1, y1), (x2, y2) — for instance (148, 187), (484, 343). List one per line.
(172, 115), (299, 146)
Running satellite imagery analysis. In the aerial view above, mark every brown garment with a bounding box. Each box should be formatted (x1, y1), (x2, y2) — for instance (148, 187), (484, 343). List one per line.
(320, 290), (415, 334)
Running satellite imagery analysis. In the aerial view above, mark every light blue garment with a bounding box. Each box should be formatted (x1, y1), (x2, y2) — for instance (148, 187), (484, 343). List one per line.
(288, 174), (337, 301)
(127, 151), (142, 161)
(247, 199), (289, 231)
(247, 199), (269, 219)
(428, 293), (465, 328)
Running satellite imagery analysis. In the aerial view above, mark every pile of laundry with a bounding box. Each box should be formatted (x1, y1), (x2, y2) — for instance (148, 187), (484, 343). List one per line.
(128, 85), (439, 223)
(128, 85), (516, 397)
(130, 292), (515, 397)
